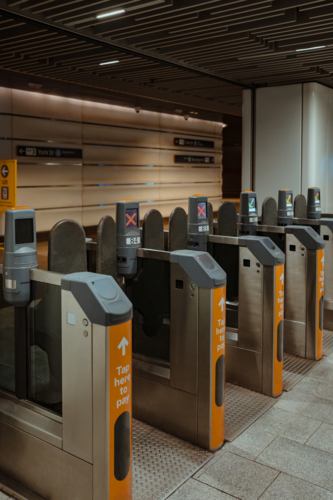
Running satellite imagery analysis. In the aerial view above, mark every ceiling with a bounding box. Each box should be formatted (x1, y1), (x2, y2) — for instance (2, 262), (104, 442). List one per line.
(1, 0), (333, 121)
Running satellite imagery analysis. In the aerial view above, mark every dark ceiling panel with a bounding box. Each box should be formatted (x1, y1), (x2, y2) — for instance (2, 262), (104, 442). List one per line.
(1, 0), (333, 121)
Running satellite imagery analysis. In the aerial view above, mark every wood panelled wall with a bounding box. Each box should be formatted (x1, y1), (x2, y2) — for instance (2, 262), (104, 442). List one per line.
(0, 87), (223, 234)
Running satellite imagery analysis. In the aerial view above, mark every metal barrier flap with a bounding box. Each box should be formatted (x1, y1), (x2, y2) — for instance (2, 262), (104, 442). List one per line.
(294, 194), (307, 218)
(262, 197), (277, 226)
(97, 216), (117, 278)
(169, 207), (187, 252)
(49, 220), (87, 274)
(143, 209), (164, 251)
(218, 202), (237, 236)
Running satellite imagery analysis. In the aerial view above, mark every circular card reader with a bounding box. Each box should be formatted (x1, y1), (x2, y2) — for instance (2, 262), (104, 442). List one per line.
(188, 194), (210, 251)
(3, 208), (38, 306)
(116, 199), (141, 278)
(307, 187), (321, 220)
(278, 189), (294, 225)
(239, 191), (258, 235)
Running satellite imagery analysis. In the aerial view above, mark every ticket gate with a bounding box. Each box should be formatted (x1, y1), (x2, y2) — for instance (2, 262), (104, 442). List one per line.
(253, 190), (325, 361)
(160, 196), (284, 397)
(48, 206), (227, 452)
(0, 209), (133, 500)
(293, 187), (333, 331)
(182, 195), (285, 397)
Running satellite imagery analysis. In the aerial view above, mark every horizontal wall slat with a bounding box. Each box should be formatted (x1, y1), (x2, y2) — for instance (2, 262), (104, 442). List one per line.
(35, 207), (83, 232)
(12, 89), (82, 121)
(0, 87), (223, 235)
(82, 166), (221, 185)
(17, 165), (83, 187)
(17, 187), (82, 209)
(13, 116), (82, 143)
(83, 183), (221, 206)
(0, 116), (11, 138)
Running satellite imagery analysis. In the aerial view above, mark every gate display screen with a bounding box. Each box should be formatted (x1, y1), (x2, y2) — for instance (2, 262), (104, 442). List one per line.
(126, 209), (138, 228)
(286, 194), (293, 207)
(315, 191), (321, 204)
(15, 218), (34, 244)
(198, 202), (207, 220)
(248, 197), (257, 213)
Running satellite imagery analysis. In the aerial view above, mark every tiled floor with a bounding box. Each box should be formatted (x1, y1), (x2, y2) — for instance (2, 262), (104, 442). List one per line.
(2, 352), (333, 500)
(166, 350), (333, 500)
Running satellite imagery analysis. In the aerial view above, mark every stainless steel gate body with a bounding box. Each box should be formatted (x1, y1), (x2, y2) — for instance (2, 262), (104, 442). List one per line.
(0, 265), (133, 500)
(208, 235), (285, 398)
(131, 249), (226, 452)
(259, 225), (325, 360)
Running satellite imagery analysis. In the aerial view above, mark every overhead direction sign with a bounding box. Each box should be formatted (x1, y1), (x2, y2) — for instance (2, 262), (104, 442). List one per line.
(0, 160), (17, 213)
(17, 146), (82, 159)
(174, 155), (214, 164)
(175, 138), (215, 148)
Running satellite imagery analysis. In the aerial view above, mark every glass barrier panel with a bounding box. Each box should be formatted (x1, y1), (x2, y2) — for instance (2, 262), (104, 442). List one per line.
(28, 280), (62, 415)
(0, 272), (15, 393)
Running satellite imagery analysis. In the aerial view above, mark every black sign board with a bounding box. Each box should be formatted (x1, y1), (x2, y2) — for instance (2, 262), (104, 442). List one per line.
(174, 155), (214, 164)
(175, 138), (214, 148)
(17, 146), (82, 159)
(1, 187), (8, 200)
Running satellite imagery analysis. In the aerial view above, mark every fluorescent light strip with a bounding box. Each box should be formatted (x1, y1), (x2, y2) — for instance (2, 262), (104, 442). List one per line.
(100, 60), (119, 66)
(296, 46), (326, 52)
(97, 9), (125, 19)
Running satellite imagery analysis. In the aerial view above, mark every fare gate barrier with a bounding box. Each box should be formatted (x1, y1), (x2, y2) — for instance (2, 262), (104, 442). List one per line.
(184, 196), (285, 397)
(256, 190), (325, 361)
(0, 209), (133, 500)
(48, 206), (227, 452)
(293, 188), (333, 331)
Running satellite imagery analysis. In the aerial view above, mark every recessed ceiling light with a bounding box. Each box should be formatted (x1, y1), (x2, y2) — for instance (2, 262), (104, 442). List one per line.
(296, 46), (326, 52)
(100, 60), (120, 66)
(97, 9), (125, 19)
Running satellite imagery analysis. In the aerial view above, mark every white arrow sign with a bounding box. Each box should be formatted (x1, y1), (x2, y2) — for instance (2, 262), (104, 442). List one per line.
(219, 297), (225, 312)
(280, 273), (284, 286)
(118, 337), (129, 356)
(19, 148), (25, 154)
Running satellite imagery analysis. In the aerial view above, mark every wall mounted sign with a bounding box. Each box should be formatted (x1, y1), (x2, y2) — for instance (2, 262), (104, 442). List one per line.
(175, 138), (214, 148)
(174, 155), (215, 164)
(17, 146), (82, 159)
(0, 160), (17, 213)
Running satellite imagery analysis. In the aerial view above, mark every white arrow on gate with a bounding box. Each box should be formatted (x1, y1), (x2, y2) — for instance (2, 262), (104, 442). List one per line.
(219, 297), (225, 312)
(118, 337), (129, 356)
(280, 273), (284, 286)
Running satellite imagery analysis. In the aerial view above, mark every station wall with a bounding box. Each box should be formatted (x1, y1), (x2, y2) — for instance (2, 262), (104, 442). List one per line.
(0, 87), (223, 234)
(242, 82), (333, 212)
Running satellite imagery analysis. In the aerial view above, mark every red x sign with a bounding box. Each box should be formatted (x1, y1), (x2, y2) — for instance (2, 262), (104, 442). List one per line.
(126, 212), (137, 227)
(198, 205), (206, 217)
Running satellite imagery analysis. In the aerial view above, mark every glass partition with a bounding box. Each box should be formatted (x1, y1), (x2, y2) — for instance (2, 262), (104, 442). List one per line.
(28, 280), (62, 415)
(0, 268), (15, 393)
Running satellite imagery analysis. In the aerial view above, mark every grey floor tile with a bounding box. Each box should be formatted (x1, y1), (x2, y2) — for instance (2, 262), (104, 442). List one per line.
(308, 357), (333, 382)
(167, 479), (236, 499)
(295, 376), (333, 401)
(193, 449), (227, 479)
(199, 451), (279, 500)
(275, 391), (333, 425)
(260, 473), (333, 500)
(249, 407), (321, 444)
(256, 436), (333, 491)
(224, 426), (277, 460)
(306, 423), (333, 454)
